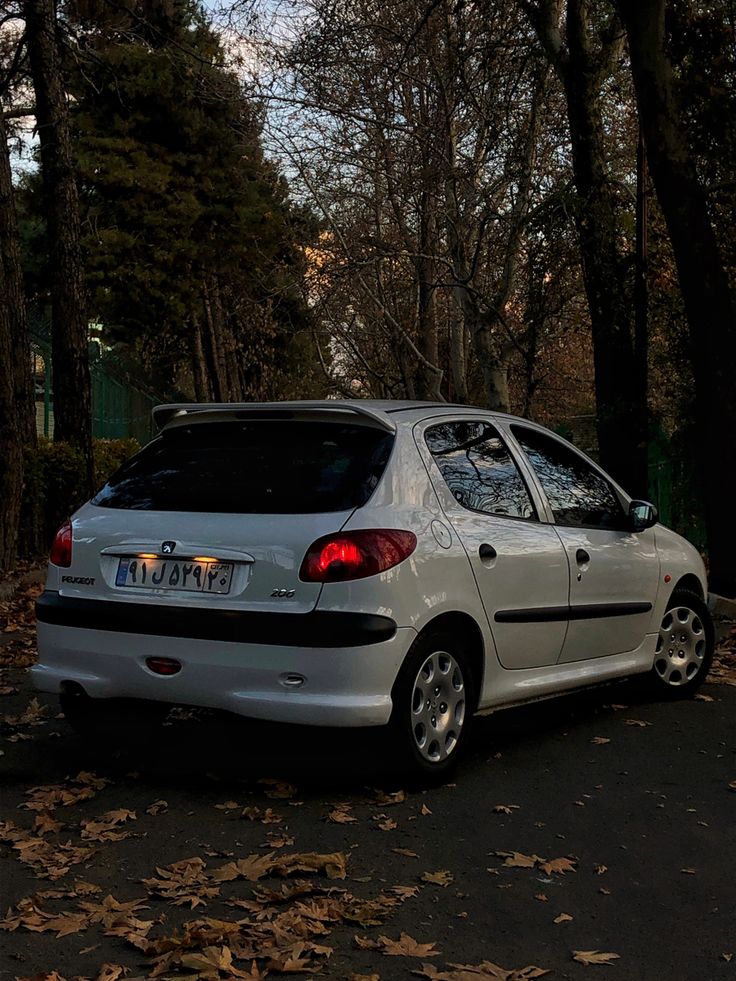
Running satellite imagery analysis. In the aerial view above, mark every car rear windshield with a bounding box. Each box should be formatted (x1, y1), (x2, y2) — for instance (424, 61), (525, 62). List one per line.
(92, 420), (394, 513)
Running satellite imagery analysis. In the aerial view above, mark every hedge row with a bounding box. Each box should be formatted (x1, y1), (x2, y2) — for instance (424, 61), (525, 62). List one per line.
(20, 437), (140, 556)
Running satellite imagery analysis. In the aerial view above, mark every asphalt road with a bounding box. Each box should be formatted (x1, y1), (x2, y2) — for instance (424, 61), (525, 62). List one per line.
(1, 650), (734, 981)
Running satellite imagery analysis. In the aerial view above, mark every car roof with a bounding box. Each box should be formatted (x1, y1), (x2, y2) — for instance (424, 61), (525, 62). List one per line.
(152, 399), (534, 432)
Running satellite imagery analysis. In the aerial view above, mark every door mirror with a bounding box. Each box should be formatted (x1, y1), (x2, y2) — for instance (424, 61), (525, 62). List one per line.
(629, 500), (658, 532)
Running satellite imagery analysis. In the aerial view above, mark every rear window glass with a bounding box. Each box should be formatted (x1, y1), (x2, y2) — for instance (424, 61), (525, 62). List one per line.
(92, 421), (394, 513)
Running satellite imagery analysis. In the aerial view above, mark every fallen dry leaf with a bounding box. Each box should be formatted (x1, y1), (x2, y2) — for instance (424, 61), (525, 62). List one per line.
(21, 772), (110, 812)
(539, 857), (577, 876)
(375, 816), (397, 831)
(391, 885), (420, 900)
(264, 831), (295, 849)
(373, 789), (406, 806)
(34, 812), (62, 836)
(378, 931), (440, 957)
(590, 737), (610, 745)
(241, 806), (283, 824)
(497, 852), (541, 869)
(143, 856), (219, 907)
(81, 809), (136, 842)
(414, 961), (549, 979)
(554, 913), (573, 924)
(94, 965), (128, 981)
(213, 850), (348, 883)
(572, 950), (620, 966)
(392, 848), (419, 858)
(421, 870), (454, 886)
(623, 719), (652, 727)
(420, 804), (432, 816)
(146, 800), (168, 816)
(492, 805), (520, 814)
(328, 804), (357, 824)
(258, 778), (298, 799)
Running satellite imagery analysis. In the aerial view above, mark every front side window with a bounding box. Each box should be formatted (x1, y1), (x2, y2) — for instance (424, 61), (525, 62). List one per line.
(512, 426), (626, 529)
(425, 421), (537, 520)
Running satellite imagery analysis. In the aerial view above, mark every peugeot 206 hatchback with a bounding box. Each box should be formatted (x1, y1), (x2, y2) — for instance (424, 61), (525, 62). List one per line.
(33, 401), (714, 776)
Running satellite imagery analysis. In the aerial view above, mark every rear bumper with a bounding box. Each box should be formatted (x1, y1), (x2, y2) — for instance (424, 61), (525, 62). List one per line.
(32, 615), (415, 728)
(36, 591), (396, 647)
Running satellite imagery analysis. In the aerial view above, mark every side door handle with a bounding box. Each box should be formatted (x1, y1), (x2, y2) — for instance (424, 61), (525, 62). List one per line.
(479, 544), (497, 562)
(576, 548), (590, 565)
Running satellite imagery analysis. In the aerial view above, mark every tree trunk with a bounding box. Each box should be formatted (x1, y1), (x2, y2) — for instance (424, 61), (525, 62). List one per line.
(202, 278), (229, 401)
(415, 190), (442, 400)
(25, 0), (94, 492)
(449, 312), (469, 403)
(190, 315), (210, 401)
(0, 117), (27, 570)
(522, 0), (648, 496)
(617, 0), (736, 596)
(0, 116), (35, 452)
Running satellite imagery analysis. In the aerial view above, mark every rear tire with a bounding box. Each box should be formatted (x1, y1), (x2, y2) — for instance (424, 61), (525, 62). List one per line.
(60, 689), (169, 745)
(388, 629), (476, 780)
(643, 588), (714, 699)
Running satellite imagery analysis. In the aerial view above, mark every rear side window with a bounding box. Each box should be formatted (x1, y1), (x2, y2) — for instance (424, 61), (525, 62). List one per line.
(425, 421), (537, 520)
(93, 421), (394, 513)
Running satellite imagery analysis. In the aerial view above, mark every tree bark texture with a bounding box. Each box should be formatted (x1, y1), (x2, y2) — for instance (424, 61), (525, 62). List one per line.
(0, 115), (26, 570)
(25, 0), (94, 492)
(190, 316), (211, 401)
(617, 0), (736, 596)
(0, 115), (35, 452)
(523, 0), (648, 496)
(202, 277), (229, 401)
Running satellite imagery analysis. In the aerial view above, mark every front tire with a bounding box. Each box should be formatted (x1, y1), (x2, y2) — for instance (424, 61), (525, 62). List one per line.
(388, 629), (476, 779)
(645, 588), (714, 698)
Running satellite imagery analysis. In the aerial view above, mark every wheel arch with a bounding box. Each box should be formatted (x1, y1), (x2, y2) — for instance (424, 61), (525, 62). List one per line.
(417, 611), (485, 708)
(672, 574), (705, 600)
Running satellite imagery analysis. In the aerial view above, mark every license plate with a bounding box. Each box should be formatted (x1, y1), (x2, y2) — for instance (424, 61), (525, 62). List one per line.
(115, 558), (233, 594)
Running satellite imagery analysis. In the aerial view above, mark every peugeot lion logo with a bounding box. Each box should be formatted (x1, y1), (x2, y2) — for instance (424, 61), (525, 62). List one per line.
(161, 541), (176, 554)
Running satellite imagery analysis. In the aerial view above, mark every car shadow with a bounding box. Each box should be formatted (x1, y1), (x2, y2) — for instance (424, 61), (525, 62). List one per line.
(42, 678), (648, 794)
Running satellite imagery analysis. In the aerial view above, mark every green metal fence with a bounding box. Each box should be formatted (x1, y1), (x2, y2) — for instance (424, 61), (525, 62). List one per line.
(31, 319), (159, 444)
(91, 367), (157, 443)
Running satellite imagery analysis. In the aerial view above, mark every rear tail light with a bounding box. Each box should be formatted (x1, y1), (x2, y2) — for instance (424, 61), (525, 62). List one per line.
(50, 519), (73, 567)
(300, 529), (417, 582)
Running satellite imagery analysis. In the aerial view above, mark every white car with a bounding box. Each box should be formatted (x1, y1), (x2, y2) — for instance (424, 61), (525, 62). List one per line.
(33, 401), (714, 776)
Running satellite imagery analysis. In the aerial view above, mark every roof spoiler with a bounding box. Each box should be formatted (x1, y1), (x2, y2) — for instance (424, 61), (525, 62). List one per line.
(152, 401), (397, 434)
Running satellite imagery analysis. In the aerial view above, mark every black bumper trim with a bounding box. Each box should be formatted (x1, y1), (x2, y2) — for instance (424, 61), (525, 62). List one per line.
(36, 591), (397, 647)
(495, 601), (652, 624)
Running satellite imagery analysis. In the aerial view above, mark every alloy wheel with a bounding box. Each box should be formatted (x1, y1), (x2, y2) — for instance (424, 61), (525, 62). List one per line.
(410, 650), (466, 763)
(655, 606), (706, 686)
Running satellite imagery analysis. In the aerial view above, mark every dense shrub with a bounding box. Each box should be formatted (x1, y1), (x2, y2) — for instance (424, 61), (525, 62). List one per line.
(20, 437), (140, 555)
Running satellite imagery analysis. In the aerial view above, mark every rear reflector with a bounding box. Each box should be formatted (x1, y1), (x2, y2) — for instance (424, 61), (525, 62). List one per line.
(300, 529), (417, 582)
(50, 519), (73, 568)
(146, 657), (181, 676)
